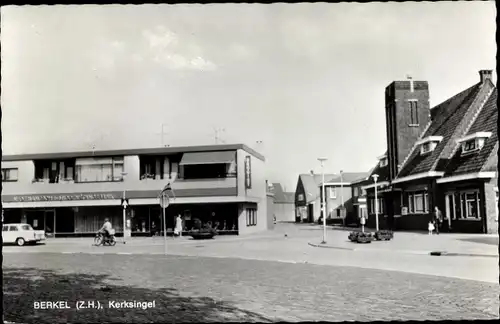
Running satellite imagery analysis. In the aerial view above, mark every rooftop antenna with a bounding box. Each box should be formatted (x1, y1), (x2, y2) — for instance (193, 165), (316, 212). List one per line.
(407, 74), (414, 92)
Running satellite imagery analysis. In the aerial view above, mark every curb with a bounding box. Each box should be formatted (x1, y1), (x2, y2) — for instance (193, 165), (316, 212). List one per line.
(429, 251), (498, 258)
(307, 242), (355, 251)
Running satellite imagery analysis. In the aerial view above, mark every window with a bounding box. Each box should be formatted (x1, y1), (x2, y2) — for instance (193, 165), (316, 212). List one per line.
(409, 101), (419, 125)
(329, 187), (337, 199)
(379, 158), (388, 167)
(463, 140), (477, 153)
(75, 157), (124, 183)
(8, 226), (18, 231)
(407, 191), (429, 214)
(21, 224), (32, 231)
(2, 168), (18, 182)
(183, 164), (230, 180)
(369, 198), (384, 214)
(2, 225), (8, 231)
(421, 142), (435, 155)
(298, 194), (304, 201)
(246, 208), (257, 226)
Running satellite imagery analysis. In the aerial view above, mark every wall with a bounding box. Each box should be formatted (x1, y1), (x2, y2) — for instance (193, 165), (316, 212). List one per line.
(266, 192), (275, 230)
(1, 160), (35, 184)
(324, 185), (353, 217)
(483, 178), (498, 234)
(274, 203), (295, 222)
(2, 156), (237, 196)
(236, 149), (267, 234)
(386, 81), (430, 178)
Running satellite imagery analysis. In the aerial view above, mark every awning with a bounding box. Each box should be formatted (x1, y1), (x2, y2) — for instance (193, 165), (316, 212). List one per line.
(179, 151), (236, 165)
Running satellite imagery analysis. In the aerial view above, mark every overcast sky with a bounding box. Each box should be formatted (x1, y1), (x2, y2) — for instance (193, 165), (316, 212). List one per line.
(1, 3), (496, 190)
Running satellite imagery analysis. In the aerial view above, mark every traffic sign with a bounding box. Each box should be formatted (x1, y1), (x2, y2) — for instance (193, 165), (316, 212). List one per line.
(121, 198), (129, 209)
(159, 192), (169, 208)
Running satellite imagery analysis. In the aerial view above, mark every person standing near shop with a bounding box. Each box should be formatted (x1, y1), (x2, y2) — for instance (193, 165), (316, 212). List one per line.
(174, 214), (183, 237)
(433, 206), (443, 235)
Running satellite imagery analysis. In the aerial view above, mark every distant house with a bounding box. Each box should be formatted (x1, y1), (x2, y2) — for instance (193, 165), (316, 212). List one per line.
(294, 171), (368, 224)
(294, 172), (337, 223)
(272, 183), (295, 223)
(363, 70), (498, 234)
(319, 172), (369, 225)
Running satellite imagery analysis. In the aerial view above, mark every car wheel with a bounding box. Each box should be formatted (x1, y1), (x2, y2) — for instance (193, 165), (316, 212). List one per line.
(16, 238), (25, 246)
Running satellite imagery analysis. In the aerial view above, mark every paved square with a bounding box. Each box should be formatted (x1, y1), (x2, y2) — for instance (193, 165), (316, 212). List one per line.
(3, 252), (498, 323)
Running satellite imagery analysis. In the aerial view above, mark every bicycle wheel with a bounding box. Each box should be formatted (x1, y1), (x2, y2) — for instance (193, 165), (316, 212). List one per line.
(109, 236), (117, 246)
(94, 235), (103, 246)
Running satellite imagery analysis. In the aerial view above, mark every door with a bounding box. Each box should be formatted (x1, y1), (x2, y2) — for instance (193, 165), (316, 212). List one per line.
(445, 193), (455, 231)
(45, 210), (55, 235)
(308, 203), (314, 223)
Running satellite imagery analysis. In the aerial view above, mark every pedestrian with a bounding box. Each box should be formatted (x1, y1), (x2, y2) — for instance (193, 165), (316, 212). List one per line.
(428, 221), (435, 235)
(174, 214), (183, 237)
(433, 206), (443, 235)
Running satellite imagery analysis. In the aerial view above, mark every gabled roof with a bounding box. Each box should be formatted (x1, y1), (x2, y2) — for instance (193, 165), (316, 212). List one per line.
(397, 82), (484, 177)
(297, 173), (337, 202)
(272, 183), (295, 203)
(442, 89), (498, 175)
(322, 172), (370, 185)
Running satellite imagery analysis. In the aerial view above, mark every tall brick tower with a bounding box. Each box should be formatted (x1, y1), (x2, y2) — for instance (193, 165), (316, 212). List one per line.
(384, 77), (431, 180)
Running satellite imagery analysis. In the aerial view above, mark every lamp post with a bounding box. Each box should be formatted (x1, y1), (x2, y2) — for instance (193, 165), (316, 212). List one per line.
(372, 174), (379, 232)
(121, 171), (128, 244)
(340, 170), (345, 227)
(318, 158), (328, 244)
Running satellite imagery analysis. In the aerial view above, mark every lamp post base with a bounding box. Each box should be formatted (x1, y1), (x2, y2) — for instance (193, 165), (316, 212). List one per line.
(320, 241), (327, 244)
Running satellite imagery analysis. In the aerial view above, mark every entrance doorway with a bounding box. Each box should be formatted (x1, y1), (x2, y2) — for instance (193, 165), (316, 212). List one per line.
(45, 210), (55, 235)
(308, 203), (314, 223)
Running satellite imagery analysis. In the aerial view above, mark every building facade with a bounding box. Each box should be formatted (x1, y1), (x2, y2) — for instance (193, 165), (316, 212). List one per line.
(294, 172), (367, 224)
(363, 70), (498, 234)
(271, 183), (295, 223)
(1, 144), (270, 236)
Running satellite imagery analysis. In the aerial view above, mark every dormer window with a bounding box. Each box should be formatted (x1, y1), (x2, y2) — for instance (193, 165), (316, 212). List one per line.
(458, 132), (492, 155)
(416, 136), (443, 155)
(378, 154), (388, 167)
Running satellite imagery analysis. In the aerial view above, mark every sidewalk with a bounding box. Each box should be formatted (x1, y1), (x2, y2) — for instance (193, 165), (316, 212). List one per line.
(308, 230), (498, 257)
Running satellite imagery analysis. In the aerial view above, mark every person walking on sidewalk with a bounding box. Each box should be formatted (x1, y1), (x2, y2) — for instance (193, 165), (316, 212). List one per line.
(174, 214), (183, 238)
(433, 206), (443, 235)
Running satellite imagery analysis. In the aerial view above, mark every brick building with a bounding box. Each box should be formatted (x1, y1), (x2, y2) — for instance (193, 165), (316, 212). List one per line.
(363, 70), (498, 234)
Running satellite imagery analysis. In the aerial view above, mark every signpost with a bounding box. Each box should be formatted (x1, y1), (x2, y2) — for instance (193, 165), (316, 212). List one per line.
(121, 198), (129, 244)
(159, 191), (169, 255)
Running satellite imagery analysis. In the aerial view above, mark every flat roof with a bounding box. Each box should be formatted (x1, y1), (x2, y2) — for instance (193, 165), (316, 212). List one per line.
(2, 143), (265, 162)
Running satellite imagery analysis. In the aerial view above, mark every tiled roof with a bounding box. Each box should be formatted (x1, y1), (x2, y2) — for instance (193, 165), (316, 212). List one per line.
(323, 172), (370, 185)
(361, 162), (390, 187)
(443, 89), (498, 175)
(283, 192), (296, 204)
(272, 183), (295, 203)
(397, 83), (483, 177)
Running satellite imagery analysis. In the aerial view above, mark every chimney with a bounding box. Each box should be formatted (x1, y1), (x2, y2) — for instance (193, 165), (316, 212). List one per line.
(479, 70), (493, 83)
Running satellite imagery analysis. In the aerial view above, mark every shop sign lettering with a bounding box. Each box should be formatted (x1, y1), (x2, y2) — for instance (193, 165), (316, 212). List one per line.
(12, 193), (116, 202)
(245, 156), (252, 189)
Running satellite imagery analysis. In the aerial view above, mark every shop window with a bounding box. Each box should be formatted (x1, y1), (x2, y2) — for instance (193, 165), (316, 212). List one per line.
(2, 168), (18, 182)
(246, 208), (257, 226)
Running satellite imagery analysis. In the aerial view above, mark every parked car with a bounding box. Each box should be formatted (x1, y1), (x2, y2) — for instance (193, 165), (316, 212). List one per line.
(2, 223), (46, 246)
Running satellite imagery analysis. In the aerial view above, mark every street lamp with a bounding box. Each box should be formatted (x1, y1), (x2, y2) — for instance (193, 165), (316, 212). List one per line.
(318, 157), (328, 244)
(121, 171), (128, 244)
(372, 174), (379, 232)
(340, 170), (345, 227)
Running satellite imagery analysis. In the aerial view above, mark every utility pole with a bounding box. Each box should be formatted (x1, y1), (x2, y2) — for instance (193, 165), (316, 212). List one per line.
(318, 157), (328, 244)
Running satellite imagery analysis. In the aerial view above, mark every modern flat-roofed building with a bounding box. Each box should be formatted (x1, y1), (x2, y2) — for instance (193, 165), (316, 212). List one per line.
(1, 144), (269, 236)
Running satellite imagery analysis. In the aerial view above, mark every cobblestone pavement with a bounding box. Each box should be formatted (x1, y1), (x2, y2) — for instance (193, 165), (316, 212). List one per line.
(3, 253), (499, 323)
